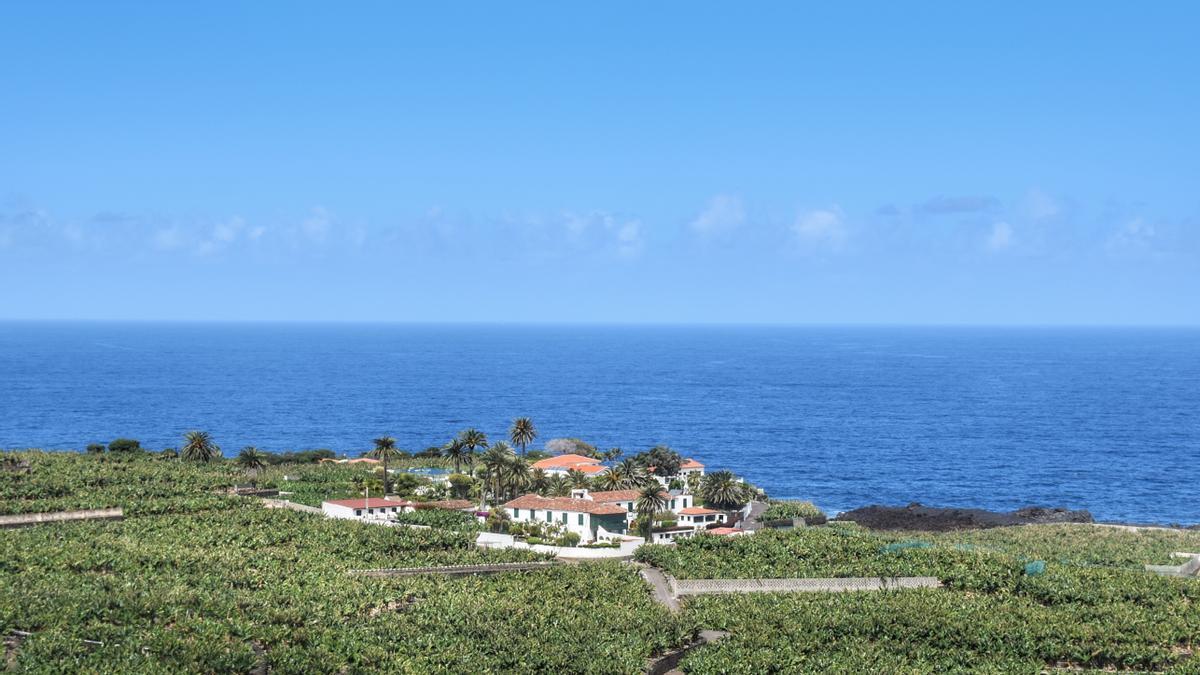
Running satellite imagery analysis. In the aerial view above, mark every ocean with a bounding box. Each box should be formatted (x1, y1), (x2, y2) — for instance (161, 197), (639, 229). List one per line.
(1, 322), (1197, 524)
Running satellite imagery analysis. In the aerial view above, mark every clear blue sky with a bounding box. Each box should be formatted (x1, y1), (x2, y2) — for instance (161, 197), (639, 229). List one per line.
(2, 2), (1197, 324)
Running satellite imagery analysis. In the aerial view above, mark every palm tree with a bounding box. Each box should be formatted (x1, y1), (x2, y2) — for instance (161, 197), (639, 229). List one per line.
(635, 484), (668, 538)
(457, 428), (489, 469)
(368, 436), (402, 495)
(529, 468), (550, 495)
(596, 464), (629, 491)
(545, 474), (571, 497)
(566, 468), (590, 489)
(479, 442), (514, 508)
(236, 446), (267, 480)
(509, 417), (537, 456)
(505, 454), (532, 500)
(181, 430), (220, 463)
(443, 438), (470, 474)
(601, 447), (623, 462)
(699, 470), (749, 510)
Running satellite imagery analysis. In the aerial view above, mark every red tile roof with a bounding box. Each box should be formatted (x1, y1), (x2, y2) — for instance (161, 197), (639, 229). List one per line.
(679, 507), (721, 515)
(680, 458), (704, 469)
(589, 489), (669, 503)
(503, 494), (626, 516)
(564, 464), (606, 474)
(324, 498), (410, 509)
(707, 527), (743, 535)
(530, 454), (601, 469)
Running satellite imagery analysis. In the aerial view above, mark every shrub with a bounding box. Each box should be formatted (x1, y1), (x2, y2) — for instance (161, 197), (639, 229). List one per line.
(760, 500), (826, 524)
(85, 443), (106, 454)
(107, 438), (142, 454)
(557, 532), (581, 547)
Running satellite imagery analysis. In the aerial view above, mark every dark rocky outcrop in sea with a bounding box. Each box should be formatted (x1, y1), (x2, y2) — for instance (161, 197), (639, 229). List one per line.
(835, 502), (1094, 532)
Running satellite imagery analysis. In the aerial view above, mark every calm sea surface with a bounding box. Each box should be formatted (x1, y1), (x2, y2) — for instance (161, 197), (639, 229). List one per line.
(1, 322), (1197, 524)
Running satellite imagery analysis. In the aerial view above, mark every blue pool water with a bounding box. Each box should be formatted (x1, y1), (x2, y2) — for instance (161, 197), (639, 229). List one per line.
(1, 322), (1197, 524)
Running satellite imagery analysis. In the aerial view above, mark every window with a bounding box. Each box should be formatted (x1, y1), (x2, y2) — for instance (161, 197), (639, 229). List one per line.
(546, 510), (553, 522)
(670, 499), (676, 509)
(578, 514), (584, 525)
(561, 512), (567, 524)
(513, 508), (520, 518)
(355, 509), (362, 516)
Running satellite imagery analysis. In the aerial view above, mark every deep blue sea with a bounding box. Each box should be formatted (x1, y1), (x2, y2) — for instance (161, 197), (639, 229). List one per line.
(1, 322), (1198, 524)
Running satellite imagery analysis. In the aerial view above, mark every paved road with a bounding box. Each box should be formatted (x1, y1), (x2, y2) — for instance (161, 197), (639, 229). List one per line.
(638, 566), (680, 613)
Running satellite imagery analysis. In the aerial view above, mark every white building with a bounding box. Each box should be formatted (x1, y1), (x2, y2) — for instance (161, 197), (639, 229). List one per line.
(677, 506), (726, 530)
(587, 489), (696, 522)
(321, 497), (413, 521)
(502, 493), (628, 543)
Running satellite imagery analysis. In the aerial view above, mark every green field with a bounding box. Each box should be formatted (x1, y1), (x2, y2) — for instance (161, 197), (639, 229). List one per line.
(2, 451), (1198, 673)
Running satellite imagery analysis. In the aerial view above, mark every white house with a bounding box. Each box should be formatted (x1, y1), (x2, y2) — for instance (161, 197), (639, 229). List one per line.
(321, 497), (413, 521)
(587, 489), (696, 522)
(678, 458), (705, 478)
(502, 493), (628, 543)
(677, 506), (726, 530)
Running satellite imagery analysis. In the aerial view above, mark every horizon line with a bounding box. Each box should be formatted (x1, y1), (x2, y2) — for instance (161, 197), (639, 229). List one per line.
(1, 318), (1198, 329)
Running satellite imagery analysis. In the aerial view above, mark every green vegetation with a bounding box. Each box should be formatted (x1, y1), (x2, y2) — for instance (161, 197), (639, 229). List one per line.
(393, 508), (481, 533)
(632, 525), (1200, 673)
(5, 450), (1199, 673)
(0, 450), (683, 673)
(759, 499), (826, 523)
(509, 416), (537, 456)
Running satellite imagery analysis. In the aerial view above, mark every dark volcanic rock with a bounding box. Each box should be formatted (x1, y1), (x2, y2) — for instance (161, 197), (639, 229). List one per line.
(835, 502), (1093, 532)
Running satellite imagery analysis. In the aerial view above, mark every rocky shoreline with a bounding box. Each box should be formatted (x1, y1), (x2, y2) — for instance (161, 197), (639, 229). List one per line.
(834, 502), (1095, 532)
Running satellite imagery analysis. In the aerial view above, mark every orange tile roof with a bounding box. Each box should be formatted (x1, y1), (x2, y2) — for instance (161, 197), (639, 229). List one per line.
(566, 464), (606, 474)
(530, 454), (601, 469)
(680, 459), (704, 469)
(589, 489), (668, 503)
(324, 497), (410, 509)
(345, 458), (380, 464)
(679, 507), (721, 515)
(707, 527), (742, 535)
(503, 494), (626, 516)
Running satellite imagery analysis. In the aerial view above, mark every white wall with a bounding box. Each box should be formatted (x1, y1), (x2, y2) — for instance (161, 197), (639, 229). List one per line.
(508, 507), (594, 542)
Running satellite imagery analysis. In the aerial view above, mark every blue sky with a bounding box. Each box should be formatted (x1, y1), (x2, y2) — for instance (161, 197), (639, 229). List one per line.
(1, 2), (1197, 324)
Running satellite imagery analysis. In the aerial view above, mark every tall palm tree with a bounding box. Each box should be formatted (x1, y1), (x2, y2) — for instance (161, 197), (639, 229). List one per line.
(457, 429), (489, 470)
(635, 484), (668, 538)
(602, 447), (623, 462)
(442, 438), (469, 474)
(479, 442), (514, 508)
(509, 417), (537, 456)
(236, 446), (267, 479)
(368, 436), (402, 495)
(181, 431), (220, 463)
(699, 470), (749, 510)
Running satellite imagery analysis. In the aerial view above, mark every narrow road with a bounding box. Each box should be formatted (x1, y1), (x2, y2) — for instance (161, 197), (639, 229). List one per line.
(638, 566), (680, 613)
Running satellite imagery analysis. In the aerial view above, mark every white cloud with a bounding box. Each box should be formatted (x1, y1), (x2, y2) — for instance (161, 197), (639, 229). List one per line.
(792, 206), (846, 247)
(560, 210), (644, 259)
(1023, 188), (1061, 220)
(211, 216), (244, 243)
(302, 207), (332, 242)
(1106, 218), (1156, 254)
(689, 194), (744, 235)
(152, 226), (185, 251)
(987, 222), (1014, 250)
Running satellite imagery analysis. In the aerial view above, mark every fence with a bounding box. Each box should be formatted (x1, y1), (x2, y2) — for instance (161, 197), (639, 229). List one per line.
(0, 508), (123, 529)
